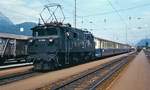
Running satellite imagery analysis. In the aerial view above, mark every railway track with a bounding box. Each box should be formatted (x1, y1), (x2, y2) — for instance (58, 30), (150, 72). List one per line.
(42, 54), (135, 90)
(0, 69), (42, 86)
(0, 64), (37, 86)
(144, 50), (150, 63)
(0, 52), (136, 90)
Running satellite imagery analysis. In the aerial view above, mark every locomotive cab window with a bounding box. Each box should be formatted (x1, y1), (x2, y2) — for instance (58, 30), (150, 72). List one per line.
(47, 28), (58, 35)
(33, 30), (45, 37)
(32, 27), (58, 37)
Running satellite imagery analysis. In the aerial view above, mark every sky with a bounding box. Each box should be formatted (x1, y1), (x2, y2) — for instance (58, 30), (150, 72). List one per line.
(0, 0), (150, 45)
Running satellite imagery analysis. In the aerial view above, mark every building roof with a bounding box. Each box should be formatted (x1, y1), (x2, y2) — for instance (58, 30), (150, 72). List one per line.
(95, 37), (130, 46)
(0, 33), (31, 40)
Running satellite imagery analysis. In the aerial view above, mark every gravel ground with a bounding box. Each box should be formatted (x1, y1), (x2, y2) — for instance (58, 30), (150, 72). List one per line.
(0, 66), (33, 78)
(107, 51), (150, 90)
(0, 53), (131, 90)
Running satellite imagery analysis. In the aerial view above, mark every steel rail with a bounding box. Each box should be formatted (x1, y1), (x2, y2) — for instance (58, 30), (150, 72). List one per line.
(51, 56), (128, 90)
(89, 59), (128, 90)
(0, 70), (41, 85)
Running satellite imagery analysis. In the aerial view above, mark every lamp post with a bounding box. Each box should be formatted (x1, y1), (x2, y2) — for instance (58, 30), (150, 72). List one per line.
(144, 24), (148, 39)
(74, 0), (77, 28)
(89, 21), (94, 34)
(144, 24), (149, 49)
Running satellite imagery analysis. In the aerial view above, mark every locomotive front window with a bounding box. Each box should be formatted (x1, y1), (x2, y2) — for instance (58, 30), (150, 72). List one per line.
(47, 28), (57, 35)
(33, 28), (58, 37)
(33, 30), (45, 37)
(38, 30), (45, 36)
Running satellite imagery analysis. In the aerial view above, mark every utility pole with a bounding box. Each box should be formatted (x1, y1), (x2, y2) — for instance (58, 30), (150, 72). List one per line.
(75, 0), (77, 28)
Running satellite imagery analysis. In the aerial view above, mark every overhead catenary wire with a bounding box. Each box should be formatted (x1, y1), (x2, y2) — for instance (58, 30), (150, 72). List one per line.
(46, 2), (150, 20)
(106, 0), (128, 44)
(1, 1), (150, 24)
(76, 2), (150, 18)
(1, 1), (150, 20)
(106, 0), (127, 25)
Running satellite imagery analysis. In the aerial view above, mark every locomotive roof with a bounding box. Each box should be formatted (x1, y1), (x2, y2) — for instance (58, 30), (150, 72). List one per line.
(33, 24), (92, 32)
(31, 23), (90, 33)
(31, 23), (69, 30)
(0, 33), (31, 40)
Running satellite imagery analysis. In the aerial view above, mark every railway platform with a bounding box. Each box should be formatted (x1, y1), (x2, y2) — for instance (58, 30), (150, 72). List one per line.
(107, 50), (150, 90)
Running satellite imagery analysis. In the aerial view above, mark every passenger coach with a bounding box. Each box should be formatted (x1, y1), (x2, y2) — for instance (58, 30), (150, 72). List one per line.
(95, 37), (131, 58)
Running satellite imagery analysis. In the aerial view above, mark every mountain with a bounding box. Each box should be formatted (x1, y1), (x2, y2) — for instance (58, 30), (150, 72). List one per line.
(0, 12), (36, 36)
(16, 22), (37, 35)
(0, 12), (13, 25)
(136, 39), (150, 47)
(0, 12), (16, 33)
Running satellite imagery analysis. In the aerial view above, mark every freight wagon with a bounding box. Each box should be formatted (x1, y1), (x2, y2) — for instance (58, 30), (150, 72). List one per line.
(0, 33), (30, 65)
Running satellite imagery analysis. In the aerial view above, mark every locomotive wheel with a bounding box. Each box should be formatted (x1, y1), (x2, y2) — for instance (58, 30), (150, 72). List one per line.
(54, 57), (61, 68)
(68, 55), (74, 65)
(72, 56), (78, 65)
(47, 59), (56, 71)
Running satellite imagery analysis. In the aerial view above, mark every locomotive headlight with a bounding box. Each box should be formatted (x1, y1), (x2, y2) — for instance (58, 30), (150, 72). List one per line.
(66, 32), (70, 36)
(49, 39), (53, 42)
(29, 39), (33, 42)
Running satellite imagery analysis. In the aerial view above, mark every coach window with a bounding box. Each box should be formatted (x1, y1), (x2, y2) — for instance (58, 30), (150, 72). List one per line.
(101, 41), (104, 48)
(101, 41), (103, 48)
(103, 41), (106, 48)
